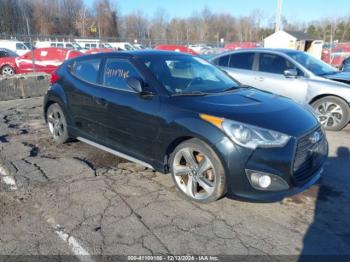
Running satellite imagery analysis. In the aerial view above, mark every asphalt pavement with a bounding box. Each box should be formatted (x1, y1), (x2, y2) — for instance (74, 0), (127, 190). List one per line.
(0, 97), (349, 260)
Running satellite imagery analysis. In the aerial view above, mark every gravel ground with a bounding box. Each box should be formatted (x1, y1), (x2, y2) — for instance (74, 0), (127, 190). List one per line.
(0, 97), (350, 260)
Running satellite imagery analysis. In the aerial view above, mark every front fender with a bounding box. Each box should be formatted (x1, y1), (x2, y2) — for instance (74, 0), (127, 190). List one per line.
(154, 116), (232, 172)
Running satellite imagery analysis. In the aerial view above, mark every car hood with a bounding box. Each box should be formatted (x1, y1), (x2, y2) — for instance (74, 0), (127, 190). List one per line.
(323, 72), (350, 84)
(172, 88), (319, 137)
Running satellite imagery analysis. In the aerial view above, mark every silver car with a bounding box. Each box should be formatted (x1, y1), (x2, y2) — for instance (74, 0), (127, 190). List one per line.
(211, 49), (350, 131)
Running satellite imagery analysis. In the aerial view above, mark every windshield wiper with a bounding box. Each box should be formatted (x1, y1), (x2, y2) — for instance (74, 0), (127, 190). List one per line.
(221, 86), (237, 92)
(221, 85), (249, 93)
(172, 91), (207, 96)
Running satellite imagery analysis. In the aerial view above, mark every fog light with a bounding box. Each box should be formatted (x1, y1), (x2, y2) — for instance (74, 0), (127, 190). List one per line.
(251, 173), (271, 189)
(258, 175), (272, 188)
(246, 169), (290, 191)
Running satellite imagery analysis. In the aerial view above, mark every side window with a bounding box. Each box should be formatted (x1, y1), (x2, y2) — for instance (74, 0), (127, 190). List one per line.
(217, 55), (230, 67)
(16, 43), (27, 50)
(229, 53), (254, 70)
(103, 59), (141, 91)
(85, 44), (90, 49)
(91, 44), (97, 48)
(259, 53), (296, 74)
(57, 43), (64, 48)
(65, 44), (74, 49)
(50, 43), (56, 47)
(71, 59), (101, 84)
(0, 51), (6, 58)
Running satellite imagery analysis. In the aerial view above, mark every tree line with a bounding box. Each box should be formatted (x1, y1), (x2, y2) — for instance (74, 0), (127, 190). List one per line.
(1, 0), (350, 44)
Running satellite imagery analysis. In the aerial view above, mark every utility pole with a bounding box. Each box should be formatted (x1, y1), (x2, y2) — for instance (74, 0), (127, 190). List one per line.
(22, 5), (35, 72)
(275, 0), (283, 32)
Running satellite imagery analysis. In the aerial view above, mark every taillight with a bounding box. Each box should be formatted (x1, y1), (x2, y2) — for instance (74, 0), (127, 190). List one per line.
(50, 72), (59, 84)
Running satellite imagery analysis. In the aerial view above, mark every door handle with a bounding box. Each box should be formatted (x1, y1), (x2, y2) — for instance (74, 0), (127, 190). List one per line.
(255, 76), (264, 82)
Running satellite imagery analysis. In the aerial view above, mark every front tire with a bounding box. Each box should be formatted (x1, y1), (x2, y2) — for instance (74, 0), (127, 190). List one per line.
(1, 65), (15, 76)
(46, 103), (69, 144)
(312, 96), (349, 131)
(169, 138), (226, 203)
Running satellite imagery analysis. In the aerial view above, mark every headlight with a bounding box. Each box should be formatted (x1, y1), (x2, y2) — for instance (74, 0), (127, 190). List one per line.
(200, 114), (291, 150)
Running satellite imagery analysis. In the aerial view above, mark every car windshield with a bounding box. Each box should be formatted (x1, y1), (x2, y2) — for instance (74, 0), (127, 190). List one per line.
(139, 55), (240, 95)
(286, 51), (337, 76)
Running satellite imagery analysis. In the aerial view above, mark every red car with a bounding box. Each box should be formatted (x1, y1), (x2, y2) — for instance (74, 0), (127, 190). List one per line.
(224, 42), (259, 50)
(323, 47), (350, 68)
(0, 47), (82, 76)
(154, 45), (198, 55)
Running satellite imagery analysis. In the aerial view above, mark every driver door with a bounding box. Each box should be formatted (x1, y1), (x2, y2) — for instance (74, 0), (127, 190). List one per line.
(97, 58), (162, 161)
(253, 52), (308, 104)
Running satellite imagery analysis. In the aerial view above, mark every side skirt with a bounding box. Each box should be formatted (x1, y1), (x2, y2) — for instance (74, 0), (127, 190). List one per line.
(76, 136), (154, 170)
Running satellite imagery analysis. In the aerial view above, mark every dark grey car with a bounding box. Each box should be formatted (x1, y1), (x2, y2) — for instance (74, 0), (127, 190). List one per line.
(211, 49), (350, 131)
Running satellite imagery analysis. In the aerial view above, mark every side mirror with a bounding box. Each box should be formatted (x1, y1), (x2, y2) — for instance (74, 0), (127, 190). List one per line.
(126, 77), (143, 93)
(284, 69), (298, 78)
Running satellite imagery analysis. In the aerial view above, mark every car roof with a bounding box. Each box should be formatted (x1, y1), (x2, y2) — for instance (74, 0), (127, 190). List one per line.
(211, 48), (304, 59)
(79, 50), (192, 59)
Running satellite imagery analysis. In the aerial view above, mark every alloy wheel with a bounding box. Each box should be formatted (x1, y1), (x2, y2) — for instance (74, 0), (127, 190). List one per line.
(172, 147), (216, 200)
(47, 108), (65, 139)
(314, 101), (343, 128)
(1, 66), (14, 76)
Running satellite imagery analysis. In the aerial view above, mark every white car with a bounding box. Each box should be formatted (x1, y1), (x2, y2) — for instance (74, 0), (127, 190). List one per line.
(0, 40), (30, 56)
(35, 41), (83, 51)
(188, 44), (211, 54)
(109, 42), (136, 51)
(133, 44), (146, 50)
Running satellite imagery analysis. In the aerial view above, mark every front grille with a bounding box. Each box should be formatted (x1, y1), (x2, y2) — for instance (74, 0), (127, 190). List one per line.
(293, 126), (327, 185)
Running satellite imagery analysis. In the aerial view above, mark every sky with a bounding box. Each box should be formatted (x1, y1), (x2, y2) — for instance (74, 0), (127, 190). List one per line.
(84, 0), (350, 24)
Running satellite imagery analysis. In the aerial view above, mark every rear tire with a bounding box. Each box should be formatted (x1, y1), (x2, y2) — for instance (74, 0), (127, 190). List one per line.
(169, 138), (226, 203)
(312, 96), (349, 131)
(46, 103), (69, 144)
(1, 65), (15, 76)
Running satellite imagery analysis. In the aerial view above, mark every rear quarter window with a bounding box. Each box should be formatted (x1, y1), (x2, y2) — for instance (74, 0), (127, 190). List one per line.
(71, 59), (101, 84)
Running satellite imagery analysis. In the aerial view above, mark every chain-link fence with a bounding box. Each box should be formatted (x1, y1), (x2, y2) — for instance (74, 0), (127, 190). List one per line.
(0, 33), (227, 48)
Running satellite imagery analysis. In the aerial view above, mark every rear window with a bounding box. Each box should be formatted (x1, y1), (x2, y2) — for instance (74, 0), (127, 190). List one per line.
(71, 59), (101, 84)
(229, 52), (255, 70)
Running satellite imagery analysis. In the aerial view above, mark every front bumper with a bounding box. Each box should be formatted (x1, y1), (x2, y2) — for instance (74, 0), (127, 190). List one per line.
(215, 127), (328, 203)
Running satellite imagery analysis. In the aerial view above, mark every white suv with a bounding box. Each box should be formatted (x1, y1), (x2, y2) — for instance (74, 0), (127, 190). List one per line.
(0, 40), (30, 56)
